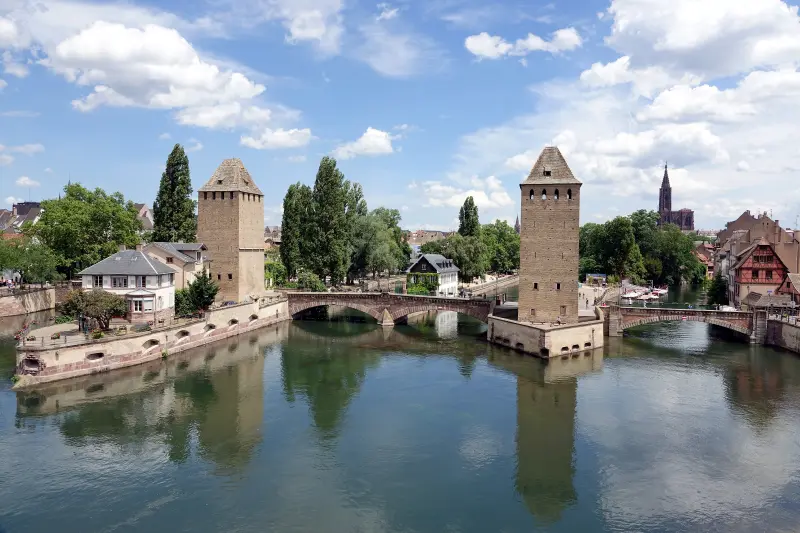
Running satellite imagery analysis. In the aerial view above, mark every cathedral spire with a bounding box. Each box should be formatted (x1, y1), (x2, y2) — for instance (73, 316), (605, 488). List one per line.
(661, 162), (670, 188)
(514, 215), (520, 235)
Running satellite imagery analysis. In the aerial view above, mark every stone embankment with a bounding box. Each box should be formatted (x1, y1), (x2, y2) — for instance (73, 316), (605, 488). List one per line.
(766, 318), (800, 354)
(0, 288), (56, 317)
(14, 298), (290, 388)
(468, 275), (519, 296)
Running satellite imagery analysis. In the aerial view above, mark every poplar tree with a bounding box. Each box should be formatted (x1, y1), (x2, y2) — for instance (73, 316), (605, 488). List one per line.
(458, 196), (480, 237)
(280, 182), (313, 278)
(152, 144), (196, 242)
(310, 157), (349, 285)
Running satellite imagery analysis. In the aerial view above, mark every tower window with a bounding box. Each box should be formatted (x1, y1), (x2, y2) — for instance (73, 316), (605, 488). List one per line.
(228, 273), (233, 280)
(217, 179), (223, 185)
(203, 192), (207, 200)
(530, 309), (536, 317)
(230, 192), (234, 199)
(217, 274), (221, 280)
(556, 282), (561, 290)
(533, 282), (538, 290)
(529, 190), (534, 201)
(560, 305), (566, 316)
(567, 189), (572, 200)
(212, 192), (216, 200)
(543, 166), (552, 177)
(554, 189), (559, 200)
(541, 189), (547, 200)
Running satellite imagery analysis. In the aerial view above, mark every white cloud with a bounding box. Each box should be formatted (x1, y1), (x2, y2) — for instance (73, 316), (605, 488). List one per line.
(287, 155), (307, 163)
(376, 3), (399, 21)
(241, 128), (313, 149)
(15, 176), (40, 187)
(44, 167), (52, 173)
(2, 51), (28, 77)
(422, 174), (513, 210)
(0, 78), (6, 90)
(0, 154), (12, 166)
(5, 196), (23, 206)
(333, 127), (394, 159)
(186, 139), (203, 152)
(0, 143), (45, 156)
(0, 110), (39, 117)
(158, 132), (171, 140)
(465, 28), (582, 60)
(355, 23), (445, 78)
(736, 160), (750, 172)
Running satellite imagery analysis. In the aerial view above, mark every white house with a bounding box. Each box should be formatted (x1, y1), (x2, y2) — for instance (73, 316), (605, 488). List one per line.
(406, 254), (460, 297)
(78, 245), (176, 324)
(143, 242), (210, 289)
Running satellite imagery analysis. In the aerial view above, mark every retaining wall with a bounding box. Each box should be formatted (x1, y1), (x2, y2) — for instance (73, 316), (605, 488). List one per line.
(766, 320), (800, 354)
(488, 314), (604, 358)
(14, 299), (289, 388)
(0, 288), (56, 317)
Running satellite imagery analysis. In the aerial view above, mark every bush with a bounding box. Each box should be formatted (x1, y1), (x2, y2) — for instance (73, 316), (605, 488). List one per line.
(406, 284), (432, 296)
(54, 315), (74, 325)
(91, 330), (104, 339)
(297, 271), (326, 292)
(174, 289), (194, 317)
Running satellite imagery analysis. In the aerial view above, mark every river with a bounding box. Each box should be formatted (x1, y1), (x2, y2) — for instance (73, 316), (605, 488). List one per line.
(2, 293), (800, 532)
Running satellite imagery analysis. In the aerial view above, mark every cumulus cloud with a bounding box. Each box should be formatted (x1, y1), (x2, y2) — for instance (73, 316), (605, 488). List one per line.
(5, 196), (23, 205)
(376, 3), (399, 21)
(333, 127), (394, 159)
(185, 138), (203, 152)
(241, 128), (313, 149)
(422, 174), (513, 209)
(465, 28), (582, 59)
(15, 176), (40, 187)
(355, 23), (446, 78)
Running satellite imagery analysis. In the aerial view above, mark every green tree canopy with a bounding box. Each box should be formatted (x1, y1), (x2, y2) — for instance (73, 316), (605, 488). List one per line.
(280, 182), (313, 278)
(310, 157), (349, 285)
(29, 183), (142, 277)
(421, 233), (488, 283)
(458, 196), (480, 237)
(707, 273), (729, 306)
(188, 269), (219, 309)
(61, 289), (127, 330)
(152, 144), (197, 242)
(480, 220), (520, 273)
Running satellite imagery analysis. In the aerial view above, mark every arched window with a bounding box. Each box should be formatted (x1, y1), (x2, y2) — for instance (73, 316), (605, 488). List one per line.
(541, 189), (547, 200)
(529, 189), (534, 200)
(554, 189), (560, 200)
(567, 189), (573, 200)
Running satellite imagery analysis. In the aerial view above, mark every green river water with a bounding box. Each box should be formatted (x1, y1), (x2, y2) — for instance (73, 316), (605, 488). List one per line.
(2, 290), (800, 532)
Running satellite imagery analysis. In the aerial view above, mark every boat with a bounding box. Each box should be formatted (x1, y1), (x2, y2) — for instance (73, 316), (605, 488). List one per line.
(652, 288), (669, 296)
(622, 290), (643, 299)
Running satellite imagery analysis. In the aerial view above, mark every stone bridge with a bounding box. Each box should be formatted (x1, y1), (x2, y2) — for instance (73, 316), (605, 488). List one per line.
(605, 306), (758, 341)
(287, 292), (493, 326)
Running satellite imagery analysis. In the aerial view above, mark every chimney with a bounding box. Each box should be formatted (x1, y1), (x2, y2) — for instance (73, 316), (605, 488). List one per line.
(11, 204), (17, 217)
(118, 244), (126, 252)
(135, 244), (143, 252)
(776, 221), (781, 243)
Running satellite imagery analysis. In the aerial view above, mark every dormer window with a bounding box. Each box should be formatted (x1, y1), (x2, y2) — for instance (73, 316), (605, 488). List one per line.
(543, 166), (552, 177)
(217, 179), (223, 185)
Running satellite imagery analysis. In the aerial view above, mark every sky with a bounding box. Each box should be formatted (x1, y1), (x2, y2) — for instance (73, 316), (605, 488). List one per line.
(1, 0), (800, 232)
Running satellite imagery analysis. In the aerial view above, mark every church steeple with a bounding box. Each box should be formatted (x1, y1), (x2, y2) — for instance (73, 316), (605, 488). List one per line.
(658, 162), (672, 226)
(514, 215), (520, 235)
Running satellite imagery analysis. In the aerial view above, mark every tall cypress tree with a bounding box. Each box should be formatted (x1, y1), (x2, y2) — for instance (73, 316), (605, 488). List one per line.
(458, 196), (480, 237)
(310, 157), (349, 285)
(152, 144), (196, 242)
(280, 182), (313, 279)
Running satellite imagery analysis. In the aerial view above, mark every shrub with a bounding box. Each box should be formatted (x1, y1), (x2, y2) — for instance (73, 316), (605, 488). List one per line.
(297, 271), (326, 292)
(54, 315), (74, 325)
(91, 330), (104, 339)
(406, 284), (432, 296)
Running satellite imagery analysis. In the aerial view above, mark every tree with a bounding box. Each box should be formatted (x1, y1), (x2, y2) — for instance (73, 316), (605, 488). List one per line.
(265, 261), (287, 287)
(280, 183), (313, 279)
(14, 239), (62, 284)
(481, 220), (520, 273)
(629, 210), (660, 257)
(600, 217), (637, 278)
(458, 196), (480, 237)
(309, 157), (350, 285)
(174, 289), (194, 317)
(61, 289), (127, 330)
(152, 144), (197, 242)
(29, 183), (142, 278)
(707, 273), (729, 306)
(297, 271), (326, 292)
(421, 233), (488, 283)
(188, 269), (219, 310)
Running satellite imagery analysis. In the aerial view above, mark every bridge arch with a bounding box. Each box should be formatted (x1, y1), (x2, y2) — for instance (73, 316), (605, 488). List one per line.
(389, 303), (489, 324)
(288, 301), (385, 323)
(619, 312), (751, 336)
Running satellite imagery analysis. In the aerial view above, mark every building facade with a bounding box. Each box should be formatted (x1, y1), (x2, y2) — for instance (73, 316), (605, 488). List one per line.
(406, 254), (459, 297)
(518, 146), (581, 324)
(658, 164), (695, 231)
(730, 238), (788, 308)
(143, 242), (210, 290)
(77, 246), (176, 324)
(197, 159), (265, 303)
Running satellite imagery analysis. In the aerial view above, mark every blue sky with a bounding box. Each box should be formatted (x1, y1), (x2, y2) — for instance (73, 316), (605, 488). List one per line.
(2, 0), (800, 231)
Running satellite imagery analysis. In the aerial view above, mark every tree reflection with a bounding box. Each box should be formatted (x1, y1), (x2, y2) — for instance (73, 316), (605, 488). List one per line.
(724, 351), (786, 431)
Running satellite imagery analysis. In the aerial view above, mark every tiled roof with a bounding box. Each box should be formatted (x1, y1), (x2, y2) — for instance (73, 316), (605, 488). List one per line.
(742, 292), (794, 308)
(199, 158), (263, 195)
(78, 250), (176, 276)
(522, 146), (581, 185)
(148, 242), (206, 263)
(406, 253), (460, 274)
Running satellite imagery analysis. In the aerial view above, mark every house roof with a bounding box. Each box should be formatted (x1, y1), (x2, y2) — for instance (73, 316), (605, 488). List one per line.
(148, 242), (206, 263)
(521, 146), (582, 186)
(134, 203), (146, 211)
(138, 216), (153, 230)
(78, 250), (177, 276)
(199, 158), (263, 195)
(779, 273), (800, 294)
(406, 253), (460, 274)
(742, 292), (794, 308)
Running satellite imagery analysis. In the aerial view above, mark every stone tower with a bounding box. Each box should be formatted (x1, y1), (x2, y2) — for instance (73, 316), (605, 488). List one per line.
(658, 163), (671, 226)
(518, 146), (581, 324)
(197, 159), (265, 303)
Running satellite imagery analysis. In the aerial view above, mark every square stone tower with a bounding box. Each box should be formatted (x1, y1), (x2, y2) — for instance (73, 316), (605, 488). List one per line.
(197, 159), (265, 303)
(518, 147), (582, 324)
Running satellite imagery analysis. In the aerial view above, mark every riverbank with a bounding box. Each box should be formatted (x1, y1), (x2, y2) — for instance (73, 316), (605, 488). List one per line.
(0, 288), (56, 317)
(13, 298), (290, 388)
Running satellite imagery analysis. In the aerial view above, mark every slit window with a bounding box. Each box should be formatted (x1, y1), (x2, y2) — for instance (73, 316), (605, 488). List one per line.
(533, 282), (538, 290)
(530, 309), (536, 317)
(554, 189), (559, 200)
(567, 189), (572, 200)
(556, 282), (561, 290)
(560, 305), (567, 315)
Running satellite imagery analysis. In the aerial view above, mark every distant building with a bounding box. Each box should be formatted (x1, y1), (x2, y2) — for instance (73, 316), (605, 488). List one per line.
(143, 242), (210, 289)
(77, 245), (176, 324)
(694, 243), (714, 280)
(776, 274), (800, 306)
(134, 203), (154, 231)
(197, 159), (265, 303)
(0, 202), (41, 235)
(730, 238), (789, 308)
(514, 215), (520, 235)
(406, 254), (459, 297)
(264, 225), (282, 249)
(657, 164), (694, 231)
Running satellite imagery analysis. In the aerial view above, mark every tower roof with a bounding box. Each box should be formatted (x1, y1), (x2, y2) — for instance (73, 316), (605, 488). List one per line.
(661, 163), (671, 188)
(521, 146), (581, 186)
(199, 158), (263, 195)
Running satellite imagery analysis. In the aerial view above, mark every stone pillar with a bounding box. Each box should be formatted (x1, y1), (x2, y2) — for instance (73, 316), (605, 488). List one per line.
(605, 307), (623, 337)
(751, 310), (767, 344)
(379, 308), (395, 328)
